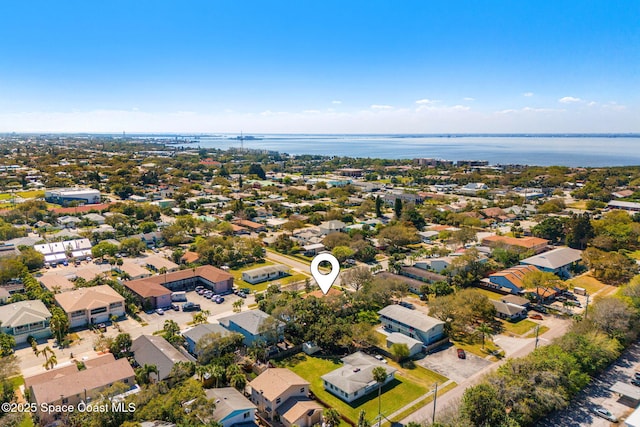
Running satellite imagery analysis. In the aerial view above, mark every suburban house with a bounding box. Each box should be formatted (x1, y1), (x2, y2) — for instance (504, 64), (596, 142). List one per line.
(249, 369), (321, 427)
(219, 310), (284, 346)
(318, 220), (346, 235)
(386, 332), (423, 358)
(501, 294), (530, 308)
(482, 235), (549, 254)
(54, 285), (125, 328)
(182, 323), (231, 356)
(520, 247), (582, 279)
(25, 353), (135, 425)
(205, 387), (257, 427)
(399, 265), (447, 284)
(241, 265), (290, 284)
(488, 265), (540, 294)
(378, 305), (445, 346)
(0, 300), (52, 344)
(302, 243), (325, 256)
(131, 335), (191, 381)
(124, 279), (172, 310)
(490, 300), (528, 321)
(125, 265), (234, 295)
(234, 219), (266, 233)
(321, 352), (397, 403)
(414, 256), (456, 273)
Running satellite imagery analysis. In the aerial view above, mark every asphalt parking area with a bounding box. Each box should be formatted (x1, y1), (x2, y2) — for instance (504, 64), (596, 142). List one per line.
(418, 343), (492, 383)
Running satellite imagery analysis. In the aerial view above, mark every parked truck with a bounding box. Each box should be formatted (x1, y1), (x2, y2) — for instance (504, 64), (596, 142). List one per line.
(171, 291), (187, 302)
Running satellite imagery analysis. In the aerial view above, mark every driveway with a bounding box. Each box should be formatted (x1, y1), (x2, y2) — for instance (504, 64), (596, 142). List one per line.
(418, 343), (492, 383)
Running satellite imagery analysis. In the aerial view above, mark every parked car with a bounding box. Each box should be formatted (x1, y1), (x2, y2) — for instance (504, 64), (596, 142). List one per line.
(532, 305), (548, 314)
(215, 296), (225, 304)
(237, 291), (247, 298)
(195, 286), (204, 292)
(155, 308), (164, 315)
(529, 313), (543, 320)
(240, 288), (251, 295)
(635, 372), (640, 381)
(182, 302), (201, 312)
(170, 304), (180, 311)
(399, 301), (415, 309)
(457, 348), (466, 359)
(631, 378), (640, 387)
(374, 355), (387, 363)
(591, 407), (618, 423)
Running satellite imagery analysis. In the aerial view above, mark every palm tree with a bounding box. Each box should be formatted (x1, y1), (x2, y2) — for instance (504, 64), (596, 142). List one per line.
(42, 352), (58, 371)
(357, 410), (370, 427)
(230, 372), (246, 391)
(138, 363), (159, 384)
(324, 408), (341, 427)
(476, 323), (493, 350)
(372, 366), (388, 420)
(210, 364), (226, 388)
(196, 365), (209, 384)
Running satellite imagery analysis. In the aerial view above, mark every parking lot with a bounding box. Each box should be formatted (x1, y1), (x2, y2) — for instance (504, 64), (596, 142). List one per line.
(136, 289), (255, 329)
(418, 342), (492, 383)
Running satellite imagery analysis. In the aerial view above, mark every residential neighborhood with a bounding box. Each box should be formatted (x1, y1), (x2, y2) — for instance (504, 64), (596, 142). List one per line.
(0, 136), (639, 427)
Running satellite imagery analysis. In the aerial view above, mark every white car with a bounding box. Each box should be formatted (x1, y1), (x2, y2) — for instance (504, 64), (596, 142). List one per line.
(374, 355), (387, 363)
(155, 308), (164, 315)
(592, 407), (618, 423)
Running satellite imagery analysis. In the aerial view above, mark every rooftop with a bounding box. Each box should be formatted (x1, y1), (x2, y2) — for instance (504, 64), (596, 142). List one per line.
(321, 352), (397, 394)
(249, 368), (309, 402)
(378, 305), (445, 332)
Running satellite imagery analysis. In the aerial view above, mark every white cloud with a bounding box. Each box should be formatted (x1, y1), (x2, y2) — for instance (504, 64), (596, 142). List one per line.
(303, 110), (321, 114)
(523, 92), (534, 97)
(603, 102), (626, 111)
(587, 101), (597, 107)
(370, 104), (393, 110)
(463, 97), (475, 101)
(415, 99), (439, 105)
(331, 100), (342, 104)
(559, 96), (583, 104)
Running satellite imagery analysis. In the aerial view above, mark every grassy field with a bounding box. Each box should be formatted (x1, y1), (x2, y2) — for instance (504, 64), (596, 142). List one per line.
(525, 325), (550, 338)
(567, 274), (608, 295)
(628, 250), (640, 260)
(473, 288), (504, 301)
(282, 354), (428, 423)
(500, 318), (538, 336)
(453, 339), (502, 360)
(384, 381), (458, 426)
(568, 200), (588, 209)
(386, 359), (448, 386)
(229, 260), (310, 292)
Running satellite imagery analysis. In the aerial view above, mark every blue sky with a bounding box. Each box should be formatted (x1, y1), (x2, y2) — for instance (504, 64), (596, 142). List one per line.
(0, 1), (638, 133)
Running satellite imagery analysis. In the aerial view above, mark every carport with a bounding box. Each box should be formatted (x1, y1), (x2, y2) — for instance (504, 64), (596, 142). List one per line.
(610, 381), (640, 407)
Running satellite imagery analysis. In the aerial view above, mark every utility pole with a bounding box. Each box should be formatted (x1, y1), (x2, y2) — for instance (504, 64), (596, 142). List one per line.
(534, 325), (540, 349)
(432, 382), (438, 424)
(584, 292), (590, 319)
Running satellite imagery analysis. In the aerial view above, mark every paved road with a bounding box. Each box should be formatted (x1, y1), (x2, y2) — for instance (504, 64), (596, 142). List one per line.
(401, 316), (572, 425)
(537, 341), (640, 427)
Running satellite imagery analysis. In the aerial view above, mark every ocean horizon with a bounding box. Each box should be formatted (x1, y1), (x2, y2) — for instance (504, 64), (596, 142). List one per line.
(166, 134), (640, 168)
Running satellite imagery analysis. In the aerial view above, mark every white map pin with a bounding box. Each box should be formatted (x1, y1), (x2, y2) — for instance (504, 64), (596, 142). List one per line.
(310, 253), (340, 295)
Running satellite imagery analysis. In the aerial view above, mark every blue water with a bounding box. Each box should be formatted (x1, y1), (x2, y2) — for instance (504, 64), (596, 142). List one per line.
(181, 135), (640, 167)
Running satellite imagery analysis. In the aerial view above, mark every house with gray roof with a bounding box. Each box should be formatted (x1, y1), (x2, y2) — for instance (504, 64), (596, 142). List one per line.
(318, 220), (346, 235)
(182, 323), (231, 355)
(0, 300), (52, 344)
(490, 300), (527, 321)
(520, 247), (582, 279)
(321, 352), (397, 403)
(378, 305), (445, 345)
(131, 335), (192, 381)
(205, 387), (257, 427)
(219, 309), (284, 346)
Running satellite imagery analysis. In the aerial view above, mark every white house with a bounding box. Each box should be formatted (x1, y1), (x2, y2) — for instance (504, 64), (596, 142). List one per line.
(378, 305), (445, 345)
(0, 300), (52, 344)
(241, 265), (290, 284)
(321, 352), (397, 403)
(206, 387), (257, 427)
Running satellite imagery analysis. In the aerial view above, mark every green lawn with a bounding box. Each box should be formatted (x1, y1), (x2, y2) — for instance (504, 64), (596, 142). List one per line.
(473, 288), (504, 301)
(385, 381), (458, 426)
(453, 339), (502, 360)
(629, 250), (640, 260)
(9, 375), (24, 389)
(567, 274), (607, 295)
(18, 415), (35, 427)
(525, 325), (549, 338)
(229, 261), (310, 292)
(282, 354), (428, 424)
(501, 318), (537, 336)
(386, 359), (447, 386)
